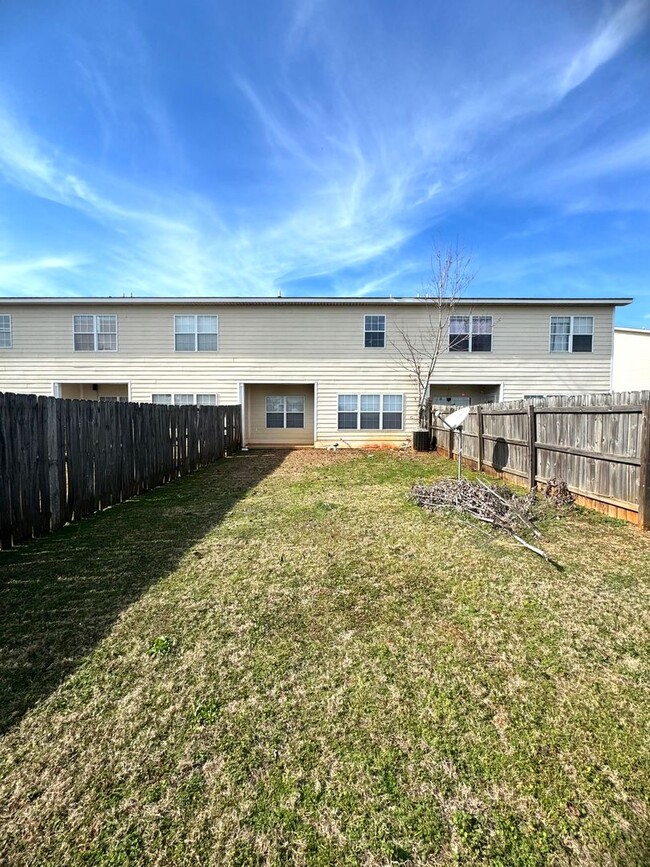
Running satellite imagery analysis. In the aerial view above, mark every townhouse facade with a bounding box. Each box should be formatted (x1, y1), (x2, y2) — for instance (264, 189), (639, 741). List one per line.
(0, 296), (631, 447)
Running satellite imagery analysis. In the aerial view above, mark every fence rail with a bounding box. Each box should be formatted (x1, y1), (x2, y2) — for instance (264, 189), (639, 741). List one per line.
(0, 393), (242, 548)
(425, 392), (650, 528)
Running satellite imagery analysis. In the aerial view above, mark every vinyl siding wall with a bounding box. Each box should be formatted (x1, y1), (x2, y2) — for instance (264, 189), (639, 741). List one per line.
(612, 330), (650, 392)
(0, 302), (615, 446)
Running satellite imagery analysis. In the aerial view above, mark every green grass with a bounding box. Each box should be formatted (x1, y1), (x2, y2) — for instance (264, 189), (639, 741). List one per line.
(1, 448), (649, 866)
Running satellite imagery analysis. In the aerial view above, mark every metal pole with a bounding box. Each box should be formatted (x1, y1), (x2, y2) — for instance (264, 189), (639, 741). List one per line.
(457, 427), (462, 480)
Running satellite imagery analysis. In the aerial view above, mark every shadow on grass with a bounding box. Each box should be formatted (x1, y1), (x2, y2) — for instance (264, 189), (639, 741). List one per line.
(0, 449), (288, 735)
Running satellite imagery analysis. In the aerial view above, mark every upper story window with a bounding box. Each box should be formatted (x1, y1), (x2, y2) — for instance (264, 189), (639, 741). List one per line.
(550, 315), (593, 353)
(364, 315), (386, 348)
(0, 314), (11, 348)
(73, 314), (117, 351)
(174, 315), (218, 352)
(449, 315), (492, 352)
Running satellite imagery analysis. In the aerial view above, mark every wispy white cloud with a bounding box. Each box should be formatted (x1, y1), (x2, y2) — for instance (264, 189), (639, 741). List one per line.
(68, 3), (184, 172)
(556, 129), (650, 181)
(0, 255), (84, 279)
(0, 252), (86, 295)
(349, 266), (420, 298)
(479, 249), (607, 285)
(0, 102), (196, 233)
(286, 0), (327, 52)
(235, 78), (326, 175)
(556, 0), (650, 98)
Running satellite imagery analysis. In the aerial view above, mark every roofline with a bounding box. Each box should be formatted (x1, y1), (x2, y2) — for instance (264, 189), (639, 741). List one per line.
(615, 326), (650, 334)
(0, 295), (634, 307)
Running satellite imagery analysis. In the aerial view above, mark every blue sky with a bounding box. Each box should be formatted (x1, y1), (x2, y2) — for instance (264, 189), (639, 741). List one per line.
(0, 0), (649, 325)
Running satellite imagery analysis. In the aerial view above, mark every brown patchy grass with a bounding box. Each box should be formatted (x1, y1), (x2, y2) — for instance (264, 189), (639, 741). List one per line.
(0, 448), (649, 866)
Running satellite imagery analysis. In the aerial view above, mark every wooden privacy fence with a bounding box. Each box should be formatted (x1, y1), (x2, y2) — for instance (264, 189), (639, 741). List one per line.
(426, 392), (650, 528)
(0, 392), (242, 548)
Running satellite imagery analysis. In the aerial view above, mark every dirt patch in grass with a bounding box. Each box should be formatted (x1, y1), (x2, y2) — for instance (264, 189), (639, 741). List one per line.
(1, 448), (649, 865)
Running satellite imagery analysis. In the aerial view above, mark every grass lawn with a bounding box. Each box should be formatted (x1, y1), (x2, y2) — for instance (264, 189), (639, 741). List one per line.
(1, 448), (649, 866)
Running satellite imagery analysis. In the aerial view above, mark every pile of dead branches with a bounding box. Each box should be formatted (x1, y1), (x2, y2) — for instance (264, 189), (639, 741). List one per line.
(544, 477), (576, 507)
(410, 477), (550, 559)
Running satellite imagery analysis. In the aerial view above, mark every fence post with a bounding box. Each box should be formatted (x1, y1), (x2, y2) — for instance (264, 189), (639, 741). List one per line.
(0, 393), (12, 549)
(47, 397), (61, 531)
(639, 400), (650, 530)
(527, 403), (537, 490)
(476, 405), (484, 472)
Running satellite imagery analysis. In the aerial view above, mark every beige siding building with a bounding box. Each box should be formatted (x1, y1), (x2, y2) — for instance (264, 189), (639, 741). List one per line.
(612, 327), (650, 392)
(0, 296), (630, 447)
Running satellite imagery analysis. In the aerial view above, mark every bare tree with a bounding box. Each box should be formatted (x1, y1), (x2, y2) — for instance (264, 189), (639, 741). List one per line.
(391, 242), (476, 427)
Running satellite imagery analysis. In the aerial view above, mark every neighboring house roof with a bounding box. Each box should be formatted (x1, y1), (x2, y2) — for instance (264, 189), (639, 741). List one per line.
(614, 326), (650, 334)
(0, 296), (634, 306)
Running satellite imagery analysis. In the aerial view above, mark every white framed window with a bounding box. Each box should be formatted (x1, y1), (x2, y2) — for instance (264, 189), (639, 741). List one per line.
(174, 315), (218, 352)
(0, 314), (11, 348)
(337, 394), (403, 430)
(73, 314), (118, 352)
(265, 395), (305, 429)
(549, 315), (593, 353)
(152, 393), (218, 405)
(364, 315), (386, 348)
(449, 315), (492, 352)
(99, 395), (128, 403)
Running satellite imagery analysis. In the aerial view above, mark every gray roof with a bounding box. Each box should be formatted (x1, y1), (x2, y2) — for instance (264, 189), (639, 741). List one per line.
(0, 295), (633, 306)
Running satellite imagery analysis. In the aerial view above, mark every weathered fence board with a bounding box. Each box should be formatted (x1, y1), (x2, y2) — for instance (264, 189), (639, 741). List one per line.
(0, 393), (242, 548)
(426, 391), (650, 527)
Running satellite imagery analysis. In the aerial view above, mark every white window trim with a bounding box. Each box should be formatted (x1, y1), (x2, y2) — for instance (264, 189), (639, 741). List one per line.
(449, 315), (493, 352)
(151, 393), (219, 405)
(0, 313), (12, 349)
(265, 395), (305, 429)
(72, 314), (119, 352)
(363, 314), (386, 349)
(548, 315), (594, 353)
(336, 393), (404, 431)
(173, 314), (219, 352)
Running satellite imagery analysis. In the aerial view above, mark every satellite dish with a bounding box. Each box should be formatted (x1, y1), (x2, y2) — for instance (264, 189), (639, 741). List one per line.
(438, 405), (471, 480)
(441, 405), (471, 430)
